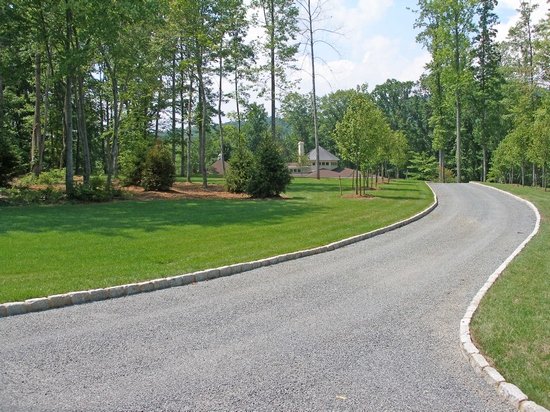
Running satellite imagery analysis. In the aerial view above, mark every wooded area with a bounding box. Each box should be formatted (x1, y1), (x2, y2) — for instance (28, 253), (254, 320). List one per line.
(0, 0), (549, 197)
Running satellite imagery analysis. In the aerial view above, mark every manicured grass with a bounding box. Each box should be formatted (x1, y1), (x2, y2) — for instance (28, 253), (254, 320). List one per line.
(471, 184), (549, 408)
(0, 178), (432, 303)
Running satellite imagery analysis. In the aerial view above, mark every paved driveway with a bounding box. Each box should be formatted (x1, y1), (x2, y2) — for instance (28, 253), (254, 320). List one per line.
(0, 183), (536, 411)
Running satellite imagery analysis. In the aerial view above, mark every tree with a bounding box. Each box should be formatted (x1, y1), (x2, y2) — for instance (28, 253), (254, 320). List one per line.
(530, 92), (550, 189)
(333, 93), (391, 194)
(371, 79), (431, 154)
(472, 0), (503, 182)
(253, 0), (299, 139)
(415, 0), (477, 182)
(246, 136), (292, 198)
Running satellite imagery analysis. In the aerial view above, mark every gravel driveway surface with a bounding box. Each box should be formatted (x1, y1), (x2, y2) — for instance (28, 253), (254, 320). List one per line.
(0, 183), (537, 411)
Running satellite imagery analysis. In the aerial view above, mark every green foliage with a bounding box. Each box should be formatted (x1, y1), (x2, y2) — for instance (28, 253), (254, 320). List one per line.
(17, 169), (66, 187)
(69, 175), (122, 202)
(407, 152), (438, 181)
(0, 187), (65, 206)
(142, 140), (176, 191)
(225, 148), (254, 193)
(246, 137), (292, 198)
(119, 142), (149, 186)
(0, 136), (22, 187)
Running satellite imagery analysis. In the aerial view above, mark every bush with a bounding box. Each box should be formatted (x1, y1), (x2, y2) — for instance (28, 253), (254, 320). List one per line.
(225, 148), (254, 193)
(17, 169), (66, 187)
(69, 175), (121, 202)
(0, 136), (21, 187)
(119, 145), (148, 186)
(246, 137), (292, 198)
(142, 140), (175, 191)
(407, 152), (438, 181)
(0, 187), (65, 206)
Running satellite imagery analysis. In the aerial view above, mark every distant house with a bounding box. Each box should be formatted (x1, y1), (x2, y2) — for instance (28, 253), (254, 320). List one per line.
(307, 146), (339, 171)
(209, 159), (229, 175)
(288, 141), (340, 175)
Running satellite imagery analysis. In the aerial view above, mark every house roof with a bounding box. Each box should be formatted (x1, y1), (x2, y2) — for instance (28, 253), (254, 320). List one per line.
(307, 146), (339, 162)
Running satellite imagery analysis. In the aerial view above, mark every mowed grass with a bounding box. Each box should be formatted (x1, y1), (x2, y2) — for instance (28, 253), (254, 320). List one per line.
(0, 178), (432, 303)
(471, 184), (549, 408)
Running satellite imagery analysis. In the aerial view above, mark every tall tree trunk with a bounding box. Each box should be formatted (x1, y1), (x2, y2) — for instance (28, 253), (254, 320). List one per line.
(197, 54), (207, 188)
(439, 149), (445, 183)
(171, 53), (177, 164)
(482, 146), (487, 182)
(218, 49), (225, 175)
(269, 0), (276, 139)
(187, 76), (193, 183)
(454, 17), (461, 184)
(76, 75), (91, 184)
(105, 61), (120, 191)
(306, 0), (320, 180)
(532, 163), (536, 187)
(32, 52), (43, 176)
(234, 70), (241, 135)
(64, 4), (74, 193)
(0, 72), (3, 125)
(456, 95), (461, 183)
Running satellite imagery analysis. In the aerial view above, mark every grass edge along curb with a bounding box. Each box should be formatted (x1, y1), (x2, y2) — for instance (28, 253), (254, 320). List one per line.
(0, 183), (438, 319)
(460, 182), (548, 412)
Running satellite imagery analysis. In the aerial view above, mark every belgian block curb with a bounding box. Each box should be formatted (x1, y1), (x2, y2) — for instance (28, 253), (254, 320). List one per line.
(0, 185), (438, 319)
(461, 182), (548, 412)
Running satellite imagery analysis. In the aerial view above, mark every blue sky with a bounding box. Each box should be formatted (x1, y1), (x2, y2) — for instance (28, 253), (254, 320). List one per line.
(291, 0), (548, 95)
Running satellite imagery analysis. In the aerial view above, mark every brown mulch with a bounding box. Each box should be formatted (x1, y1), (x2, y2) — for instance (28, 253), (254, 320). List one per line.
(125, 182), (250, 201)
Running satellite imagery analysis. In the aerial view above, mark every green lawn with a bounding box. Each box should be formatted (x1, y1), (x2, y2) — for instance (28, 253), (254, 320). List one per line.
(471, 184), (549, 408)
(0, 178), (432, 303)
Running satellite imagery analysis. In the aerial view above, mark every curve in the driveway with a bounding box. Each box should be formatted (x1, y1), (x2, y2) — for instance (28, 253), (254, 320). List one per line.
(0, 183), (537, 411)
(459, 183), (547, 412)
(0, 184), (438, 318)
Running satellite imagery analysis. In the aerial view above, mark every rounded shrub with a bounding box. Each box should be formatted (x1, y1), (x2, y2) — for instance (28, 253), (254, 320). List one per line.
(246, 137), (292, 198)
(225, 148), (254, 193)
(142, 140), (175, 191)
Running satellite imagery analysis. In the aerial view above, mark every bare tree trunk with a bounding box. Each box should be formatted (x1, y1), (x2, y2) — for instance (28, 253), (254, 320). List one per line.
(304, 0), (320, 180)
(32, 52), (43, 176)
(0, 72), (3, 125)
(218, 48), (225, 175)
(482, 146), (487, 182)
(76, 75), (91, 184)
(171, 53), (177, 164)
(105, 60), (121, 191)
(521, 163), (525, 186)
(268, 0), (276, 139)
(532, 163), (536, 187)
(180, 59), (186, 177)
(234, 70), (241, 135)
(439, 149), (445, 183)
(197, 55), (207, 188)
(64, 4), (74, 193)
(187, 76), (193, 183)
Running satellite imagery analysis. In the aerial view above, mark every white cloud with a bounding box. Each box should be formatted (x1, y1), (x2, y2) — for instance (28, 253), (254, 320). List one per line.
(496, 0), (548, 41)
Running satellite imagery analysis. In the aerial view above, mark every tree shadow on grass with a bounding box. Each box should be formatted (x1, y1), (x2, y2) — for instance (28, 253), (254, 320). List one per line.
(0, 197), (326, 236)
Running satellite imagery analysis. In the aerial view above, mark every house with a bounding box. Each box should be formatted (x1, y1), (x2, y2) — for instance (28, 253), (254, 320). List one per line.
(288, 141), (340, 174)
(209, 159), (229, 175)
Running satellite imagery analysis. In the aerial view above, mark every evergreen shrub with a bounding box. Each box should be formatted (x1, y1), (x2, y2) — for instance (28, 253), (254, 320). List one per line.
(225, 148), (254, 193)
(142, 140), (175, 191)
(246, 137), (292, 198)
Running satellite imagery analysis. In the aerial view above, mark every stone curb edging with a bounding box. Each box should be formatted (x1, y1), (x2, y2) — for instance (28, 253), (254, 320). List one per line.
(461, 182), (548, 412)
(0, 185), (438, 319)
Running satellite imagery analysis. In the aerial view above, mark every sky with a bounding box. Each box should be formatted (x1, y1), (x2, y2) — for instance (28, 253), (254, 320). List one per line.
(288, 0), (549, 97)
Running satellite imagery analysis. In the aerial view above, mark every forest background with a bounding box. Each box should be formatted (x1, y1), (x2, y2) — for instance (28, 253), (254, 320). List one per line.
(0, 0), (549, 194)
